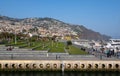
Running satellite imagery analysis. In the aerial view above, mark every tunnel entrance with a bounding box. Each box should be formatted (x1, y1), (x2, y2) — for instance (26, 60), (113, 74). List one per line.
(53, 64), (57, 68)
(81, 64), (85, 68)
(102, 64), (105, 69)
(74, 64), (78, 69)
(67, 64), (71, 68)
(33, 64), (36, 68)
(88, 64), (92, 69)
(5, 64), (8, 68)
(39, 64), (43, 68)
(12, 64), (15, 68)
(95, 64), (98, 68)
(26, 64), (30, 68)
(115, 64), (119, 69)
(19, 64), (22, 68)
(108, 64), (112, 69)
(0, 64), (1, 69)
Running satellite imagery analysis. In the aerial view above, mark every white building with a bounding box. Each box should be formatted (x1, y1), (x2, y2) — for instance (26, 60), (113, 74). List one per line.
(106, 39), (120, 48)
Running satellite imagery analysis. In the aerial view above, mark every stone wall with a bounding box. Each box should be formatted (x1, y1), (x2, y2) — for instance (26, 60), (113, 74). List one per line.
(0, 60), (119, 71)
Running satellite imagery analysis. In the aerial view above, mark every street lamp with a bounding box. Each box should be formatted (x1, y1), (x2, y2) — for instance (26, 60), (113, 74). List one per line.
(15, 30), (17, 44)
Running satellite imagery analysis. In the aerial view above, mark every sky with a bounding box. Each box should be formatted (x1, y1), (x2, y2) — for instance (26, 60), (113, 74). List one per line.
(0, 0), (120, 38)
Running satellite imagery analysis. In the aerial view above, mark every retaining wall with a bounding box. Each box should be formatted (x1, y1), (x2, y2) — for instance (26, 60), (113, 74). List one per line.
(0, 60), (119, 71)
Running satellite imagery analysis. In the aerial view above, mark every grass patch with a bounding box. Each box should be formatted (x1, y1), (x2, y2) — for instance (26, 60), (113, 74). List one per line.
(6, 41), (27, 46)
(34, 46), (48, 50)
(25, 42), (41, 48)
(32, 41), (50, 51)
(14, 42), (26, 46)
(49, 47), (65, 53)
(2, 40), (88, 55)
(68, 45), (88, 55)
(48, 42), (65, 53)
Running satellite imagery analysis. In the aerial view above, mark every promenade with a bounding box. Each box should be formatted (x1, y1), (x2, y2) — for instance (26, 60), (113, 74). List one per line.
(0, 45), (120, 71)
(0, 45), (119, 60)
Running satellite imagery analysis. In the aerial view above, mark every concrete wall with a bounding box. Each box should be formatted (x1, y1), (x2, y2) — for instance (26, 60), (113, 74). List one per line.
(0, 60), (120, 71)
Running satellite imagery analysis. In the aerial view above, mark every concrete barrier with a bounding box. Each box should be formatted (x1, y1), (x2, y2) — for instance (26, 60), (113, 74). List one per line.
(0, 60), (119, 71)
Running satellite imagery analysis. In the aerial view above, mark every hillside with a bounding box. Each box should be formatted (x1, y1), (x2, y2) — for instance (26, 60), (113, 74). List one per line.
(0, 15), (111, 40)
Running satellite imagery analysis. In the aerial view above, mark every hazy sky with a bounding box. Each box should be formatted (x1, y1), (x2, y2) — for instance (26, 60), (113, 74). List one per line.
(0, 0), (120, 38)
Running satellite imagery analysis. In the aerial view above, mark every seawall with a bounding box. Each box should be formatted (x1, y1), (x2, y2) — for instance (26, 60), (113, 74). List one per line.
(0, 60), (120, 71)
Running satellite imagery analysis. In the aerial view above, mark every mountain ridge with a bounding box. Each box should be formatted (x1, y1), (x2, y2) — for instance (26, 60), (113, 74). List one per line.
(0, 15), (111, 40)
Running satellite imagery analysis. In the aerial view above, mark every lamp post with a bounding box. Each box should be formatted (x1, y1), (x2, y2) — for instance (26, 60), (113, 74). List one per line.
(28, 33), (32, 46)
(15, 30), (17, 44)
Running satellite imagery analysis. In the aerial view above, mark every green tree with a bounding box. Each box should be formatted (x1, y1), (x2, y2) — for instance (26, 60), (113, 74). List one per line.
(66, 40), (72, 49)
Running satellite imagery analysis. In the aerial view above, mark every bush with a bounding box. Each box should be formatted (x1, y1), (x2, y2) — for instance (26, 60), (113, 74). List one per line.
(66, 40), (72, 46)
(0, 40), (8, 44)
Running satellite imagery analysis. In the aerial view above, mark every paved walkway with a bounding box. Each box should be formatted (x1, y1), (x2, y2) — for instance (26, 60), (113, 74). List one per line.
(0, 45), (120, 60)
